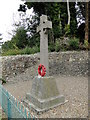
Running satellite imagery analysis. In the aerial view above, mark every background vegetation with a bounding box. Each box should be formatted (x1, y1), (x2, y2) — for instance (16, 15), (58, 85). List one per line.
(1, 2), (90, 56)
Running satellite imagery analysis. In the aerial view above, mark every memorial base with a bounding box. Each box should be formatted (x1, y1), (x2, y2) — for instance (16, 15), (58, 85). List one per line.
(24, 76), (66, 112)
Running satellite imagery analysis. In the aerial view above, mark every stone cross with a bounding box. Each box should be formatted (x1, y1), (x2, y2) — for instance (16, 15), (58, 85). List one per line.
(37, 15), (52, 76)
(26, 15), (65, 112)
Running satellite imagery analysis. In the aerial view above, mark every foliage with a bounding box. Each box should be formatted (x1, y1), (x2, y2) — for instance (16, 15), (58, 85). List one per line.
(69, 38), (79, 50)
(2, 25), (40, 55)
(48, 42), (55, 52)
(70, 20), (77, 36)
(2, 2), (89, 55)
(12, 27), (28, 49)
(64, 24), (70, 36)
(2, 27), (28, 51)
(2, 49), (21, 56)
(55, 41), (61, 52)
(26, 14), (39, 36)
(24, 2), (78, 40)
(84, 40), (89, 48)
(55, 37), (70, 51)
(2, 40), (18, 52)
(20, 46), (40, 55)
(25, 3), (74, 39)
(2, 46), (40, 56)
(28, 34), (40, 48)
(2, 37), (85, 56)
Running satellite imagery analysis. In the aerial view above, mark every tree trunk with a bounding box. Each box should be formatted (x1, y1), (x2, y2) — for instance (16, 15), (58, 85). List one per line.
(85, 2), (89, 42)
(89, 2), (90, 43)
(67, 0), (70, 25)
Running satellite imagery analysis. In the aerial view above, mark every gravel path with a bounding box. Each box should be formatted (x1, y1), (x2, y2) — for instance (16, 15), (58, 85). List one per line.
(3, 75), (88, 118)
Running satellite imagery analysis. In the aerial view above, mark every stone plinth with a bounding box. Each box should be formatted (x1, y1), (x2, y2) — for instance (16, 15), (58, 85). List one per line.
(25, 76), (65, 112)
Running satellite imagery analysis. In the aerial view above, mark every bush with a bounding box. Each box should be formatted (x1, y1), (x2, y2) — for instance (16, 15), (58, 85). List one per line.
(2, 46), (40, 56)
(12, 27), (28, 49)
(48, 43), (55, 52)
(69, 38), (79, 50)
(55, 41), (60, 52)
(20, 47), (32, 55)
(84, 40), (88, 48)
(64, 25), (70, 36)
(55, 37), (70, 51)
(2, 49), (21, 56)
(2, 41), (18, 52)
(31, 46), (40, 54)
(21, 46), (40, 55)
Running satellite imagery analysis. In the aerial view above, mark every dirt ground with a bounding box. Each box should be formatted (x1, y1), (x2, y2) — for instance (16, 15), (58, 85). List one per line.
(0, 106), (7, 119)
(3, 75), (88, 118)
(0, 106), (2, 119)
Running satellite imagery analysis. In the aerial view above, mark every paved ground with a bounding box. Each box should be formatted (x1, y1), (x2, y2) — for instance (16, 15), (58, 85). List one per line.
(3, 75), (88, 118)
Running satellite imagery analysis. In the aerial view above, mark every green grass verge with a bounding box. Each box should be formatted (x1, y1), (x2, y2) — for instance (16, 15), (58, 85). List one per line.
(2, 46), (40, 56)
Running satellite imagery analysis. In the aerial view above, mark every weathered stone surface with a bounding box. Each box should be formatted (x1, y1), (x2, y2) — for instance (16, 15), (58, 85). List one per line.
(2, 54), (40, 81)
(25, 76), (65, 112)
(37, 15), (52, 76)
(25, 15), (65, 112)
(49, 51), (88, 77)
(2, 51), (88, 81)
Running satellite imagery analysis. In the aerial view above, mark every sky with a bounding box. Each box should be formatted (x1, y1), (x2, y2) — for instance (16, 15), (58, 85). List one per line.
(0, 0), (33, 42)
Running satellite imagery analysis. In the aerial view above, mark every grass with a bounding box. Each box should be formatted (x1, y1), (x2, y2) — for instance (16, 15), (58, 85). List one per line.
(2, 49), (21, 56)
(2, 37), (88, 56)
(2, 46), (40, 56)
(69, 38), (79, 50)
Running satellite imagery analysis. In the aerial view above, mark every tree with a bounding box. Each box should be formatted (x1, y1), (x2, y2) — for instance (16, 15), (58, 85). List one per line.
(77, 2), (89, 45)
(11, 27), (28, 49)
(2, 40), (15, 51)
(24, 2), (77, 36)
(24, 2), (67, 40)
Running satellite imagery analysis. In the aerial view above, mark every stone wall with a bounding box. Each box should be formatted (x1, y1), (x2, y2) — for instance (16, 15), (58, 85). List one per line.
(2, 51), (88, 81)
